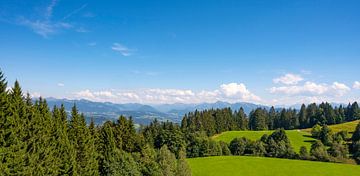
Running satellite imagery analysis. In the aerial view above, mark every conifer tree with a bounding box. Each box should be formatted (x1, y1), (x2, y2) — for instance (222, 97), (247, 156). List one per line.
(0, 81), (28, 175)
(69, 105), (98, 175)
(52, 105), (77, 175)
(158, 145), (177, 176)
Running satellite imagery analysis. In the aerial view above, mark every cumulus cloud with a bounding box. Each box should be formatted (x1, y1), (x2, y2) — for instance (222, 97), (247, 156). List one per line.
(111, 43), (134, 56)
(72, 83), (261, 104)
(273, 73), (303, 85)
(270, 81), (350, 96)
(220, 83), (261, 101)
(353, 81), (360, 89)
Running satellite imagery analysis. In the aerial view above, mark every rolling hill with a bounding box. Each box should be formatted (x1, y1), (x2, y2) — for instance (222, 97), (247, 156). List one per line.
(187, 156), (360, 176)
(302, 120), (360, 133)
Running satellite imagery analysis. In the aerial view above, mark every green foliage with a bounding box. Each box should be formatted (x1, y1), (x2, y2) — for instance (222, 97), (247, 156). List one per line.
(351, 122), (360, 142)
(229, 137), (248, 155)
(249, 108), (268, 130)
(158, 145), (177, 176)
(328, 142), (348, 159)
(219, 141), (231, 156)
(311, 124), (322, 138)
(310, 141), (330, 162)
(299, 146), (310, 160)
(319, 125), (333, 145)
(352, 141), (360, 162)
(176, 148), (192, 176)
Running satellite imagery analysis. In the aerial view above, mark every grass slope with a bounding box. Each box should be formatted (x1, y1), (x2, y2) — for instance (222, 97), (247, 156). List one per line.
(212, 130), (314, 152)
(188, 156), (360, 176)
(302, 120), (360, 133)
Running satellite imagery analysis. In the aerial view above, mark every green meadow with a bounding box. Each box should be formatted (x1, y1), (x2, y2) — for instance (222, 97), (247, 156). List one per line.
(212, 130), (315, 152)
(187, 156), (360, 176)
(302, 120), (360, 134)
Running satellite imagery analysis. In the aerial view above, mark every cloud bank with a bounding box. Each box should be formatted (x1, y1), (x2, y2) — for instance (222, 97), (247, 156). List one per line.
(72, 83), (261, 104)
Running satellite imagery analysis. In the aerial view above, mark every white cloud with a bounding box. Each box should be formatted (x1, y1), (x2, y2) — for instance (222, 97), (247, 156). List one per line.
(353, 81), (360, 89)
(270, 81), (350, 96)
(17, 18), (72, 37)
(14, 0), (86, 38)
(76, 89), (95, 99)
(45, 0), (58, 20)
(57, 83), (65, 87)
(111, 43), (134, 56)
(220, 83), (261, 101)
(72, 83), (261, 104)
(331, 82), (350, 96)
(273, 73), (303, 85)
(31, 92), (42, 98)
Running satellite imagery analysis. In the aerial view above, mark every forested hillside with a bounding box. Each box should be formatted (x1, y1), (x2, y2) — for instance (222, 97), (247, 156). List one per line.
(0, 71), (191, 175)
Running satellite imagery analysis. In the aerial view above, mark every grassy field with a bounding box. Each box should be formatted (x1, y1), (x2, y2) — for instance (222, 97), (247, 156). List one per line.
(187, 156), (360, 176)
(212, 130), (315, 152)
(302, 120), (360, 134)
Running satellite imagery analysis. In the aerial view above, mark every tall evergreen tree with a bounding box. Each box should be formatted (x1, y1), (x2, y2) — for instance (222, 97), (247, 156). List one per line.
(69, 105), (98, 175)
(299, 104), (308, 128)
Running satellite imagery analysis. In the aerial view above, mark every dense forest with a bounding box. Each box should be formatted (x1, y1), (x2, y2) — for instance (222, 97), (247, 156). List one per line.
(1, 70), (360, 175)
(0, 71), (191, 175)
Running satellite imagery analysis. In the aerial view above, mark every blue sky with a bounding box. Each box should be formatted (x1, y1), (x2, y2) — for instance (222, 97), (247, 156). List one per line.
(1, 0), (360, 105)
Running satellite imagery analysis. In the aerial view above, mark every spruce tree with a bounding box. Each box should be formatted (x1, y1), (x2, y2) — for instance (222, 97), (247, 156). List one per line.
(69, 105), (98, 175)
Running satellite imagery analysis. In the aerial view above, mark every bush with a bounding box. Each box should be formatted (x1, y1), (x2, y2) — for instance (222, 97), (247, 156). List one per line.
(229, 137), (248, 155)
(310, 141), (330, 162)
(219, 141), (231, 156)
(311, 124), (322, 138)
(299, 146), (310, 160)
(328, 142), (348, 159)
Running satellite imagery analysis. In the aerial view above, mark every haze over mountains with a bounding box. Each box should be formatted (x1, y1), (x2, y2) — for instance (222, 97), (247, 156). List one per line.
(44, 98), (348, 125)
(45, 98), (268, 125)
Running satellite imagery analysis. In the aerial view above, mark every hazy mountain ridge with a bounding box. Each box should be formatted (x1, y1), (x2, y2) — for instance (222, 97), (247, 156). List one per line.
(44, 98), (270, 125)
(43, 98), (349, 125)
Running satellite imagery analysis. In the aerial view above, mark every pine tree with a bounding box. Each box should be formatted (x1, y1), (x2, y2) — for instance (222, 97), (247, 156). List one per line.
(352, 122), (360, 142)
(69, 105), (98, 175)
(299, 104), (308, 128)
(0, 81), (28, 175)
(249, 108), (268, 130)
(28, 98), (58, 175)
(52, 105), (77, 175)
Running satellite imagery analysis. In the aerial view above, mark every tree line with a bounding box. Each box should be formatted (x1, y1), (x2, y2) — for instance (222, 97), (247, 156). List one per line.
(181, 103), (360, 136)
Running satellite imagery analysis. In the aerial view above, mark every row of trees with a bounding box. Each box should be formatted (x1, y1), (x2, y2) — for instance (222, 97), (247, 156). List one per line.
(181, 103), (360, 135)
(0, 71), (191, 176)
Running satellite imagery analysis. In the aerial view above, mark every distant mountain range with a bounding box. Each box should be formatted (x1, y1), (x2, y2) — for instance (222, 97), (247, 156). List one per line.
(44, 98), (268, 125)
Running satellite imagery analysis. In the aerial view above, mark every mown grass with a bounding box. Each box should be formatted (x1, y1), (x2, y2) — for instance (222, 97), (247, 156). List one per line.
(302, 120), (360, 134)
(187, 156), (360, 176)
(212, 130), (315, 152)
